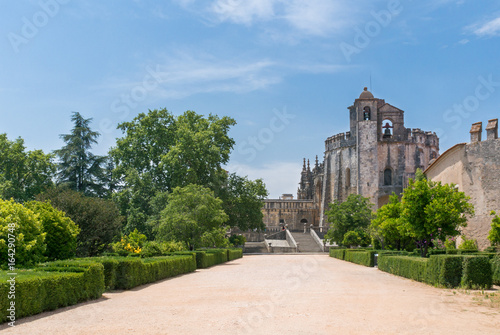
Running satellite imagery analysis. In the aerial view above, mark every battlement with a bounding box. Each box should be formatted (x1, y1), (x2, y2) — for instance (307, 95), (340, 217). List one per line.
(470, 119), (498, 142)
(325, 131), (355, 151)
(405, 128), (439, 147)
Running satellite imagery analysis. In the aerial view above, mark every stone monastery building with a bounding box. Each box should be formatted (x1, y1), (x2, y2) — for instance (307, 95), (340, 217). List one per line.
(262, 88), (440, 231)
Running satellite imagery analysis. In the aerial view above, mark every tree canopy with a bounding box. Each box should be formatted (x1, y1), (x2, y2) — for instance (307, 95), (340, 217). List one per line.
(324, 194), (372, 246)
(155, 184), (228, 250)
(0, 134), (55, 202)
(401, 175), (474, 257)
(54, 112), (106, 197)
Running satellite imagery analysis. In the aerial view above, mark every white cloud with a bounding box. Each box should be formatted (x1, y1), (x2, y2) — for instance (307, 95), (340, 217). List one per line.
(210, 0), (276, 25)
(226, 161), (301, 199)
(468, 16), (500, 37)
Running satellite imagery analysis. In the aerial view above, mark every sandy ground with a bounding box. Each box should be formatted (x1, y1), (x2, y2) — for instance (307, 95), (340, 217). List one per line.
(2, 255), (499, 335)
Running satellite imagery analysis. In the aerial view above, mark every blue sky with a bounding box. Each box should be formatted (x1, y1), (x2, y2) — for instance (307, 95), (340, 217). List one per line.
(1, 0), (500, 198)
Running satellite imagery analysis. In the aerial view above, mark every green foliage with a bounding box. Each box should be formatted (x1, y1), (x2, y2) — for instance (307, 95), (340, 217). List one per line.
(458, 235), (478, 251)
(401, 177), (474, 257)
(325, 194), (373, 246)
(0, 261), (104, 322)
(426, 255), (464, 287)
(229, 234), (246, 247)
(218, 173), (268, 231)
(444, 237), (457, 250)
(329, 248), (346, 260)
(371, 193), (414, 250)
(0, 134), (55, 202)
(378, 255), (429, 283)
(156, 184), (228, 250)
(491, 254), (500, 285)
(461, 256), (492, 289)
(227, 248), (243, 261)
(0, 199), (46, 267)
(54, 112), (107, 197)
(488, 211), (500, 246)
(24, 201), (80, 261)
(344, 250), (377, 267)
(110, 109), (236, 238)
(37, 188), (122, 257)
(342, 230), (370, 248)
(140, 241), (186, 258)
(200, 226), (230, 248)
(111, 228), (147, 255)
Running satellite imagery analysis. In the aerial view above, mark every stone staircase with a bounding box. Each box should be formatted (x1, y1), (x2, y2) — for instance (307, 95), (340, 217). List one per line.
(290, 232), (323, 253)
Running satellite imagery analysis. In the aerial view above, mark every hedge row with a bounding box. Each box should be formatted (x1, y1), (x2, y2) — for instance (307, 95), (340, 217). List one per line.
(492, 254), (500, 285)
(378, 254), (494, 289)
(329, 249), (376, 267)
(0, 261), (104, 323)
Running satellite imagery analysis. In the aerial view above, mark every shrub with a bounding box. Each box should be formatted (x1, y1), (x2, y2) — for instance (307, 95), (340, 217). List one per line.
(112, 229), (147, 255)
(344, 250), (377, 267)
(426, 255), (464, 287)
(229, 234), (246, 247)
(461, 256), (492, 289)
(24, 201), (79, 261)
(378, 255), (428, 283)
(491, 254), (500, 285)
(0, 261), (104, 323)
(141, 241), (186, 258)
(329, 248), (346, 260)
(458, 235), (478, 251)
(488, 211), (500, 246)
(227, 248), (243, 261)
(37, 188), (122, 257)
(0, 199), (46, 267)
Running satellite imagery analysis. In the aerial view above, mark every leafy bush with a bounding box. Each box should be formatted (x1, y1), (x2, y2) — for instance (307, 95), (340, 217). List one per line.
(488, 211), (500, 246)
(426, 255), (463, 287)
(458, 235), (478, 251)
(112, 228), (147, 255)
(24, 201), (79, 261)
(227, 248), (243, 261)
(492, 254), (500, 285)
(140, 241), (186, 257)
(0, 199), (46, 267)
(200, 227), (230, 248)
(378, 255), (428, 283)
(344, 250), (377, 267)
(329, 248), (346, 260)
(461, 256), (492, 289)
(0, 261), (104, 323)
(229, 234), (246, 247)
(37, 188), (122, 257)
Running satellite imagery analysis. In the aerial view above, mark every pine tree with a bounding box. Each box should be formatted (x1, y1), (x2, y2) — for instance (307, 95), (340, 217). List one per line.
(54, 112), (106, 196)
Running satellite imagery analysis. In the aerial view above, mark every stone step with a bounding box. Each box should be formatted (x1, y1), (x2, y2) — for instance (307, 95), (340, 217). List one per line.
(290, 232), (323, 252)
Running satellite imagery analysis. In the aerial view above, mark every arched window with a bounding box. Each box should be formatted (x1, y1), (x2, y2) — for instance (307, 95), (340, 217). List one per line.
(384, 168), (392, 186)
(363, 106), (371, 120)
(300, 219), (308, 225)
(382, 119), (393, 138)
(345, 168), (351, 188)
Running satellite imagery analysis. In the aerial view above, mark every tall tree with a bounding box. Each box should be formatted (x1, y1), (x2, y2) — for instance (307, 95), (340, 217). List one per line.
(54, 112), (106, 197)
(110, 108), (236, 237)
(0, 134), (55, 202)
(218, 173), (268, 231)
(156, 184), (228, 250)
(324, 194), (373, 246)
(401, 173), (474, 257)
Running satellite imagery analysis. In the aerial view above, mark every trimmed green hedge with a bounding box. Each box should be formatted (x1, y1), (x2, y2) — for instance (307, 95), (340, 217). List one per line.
(378, 255), (429, 283)
(461, 256), (492, 289)
(426, 255), (463, 287)
(227, 249), (243, 261)
(492, 254), (500, 285)
(329, 248), (346, 260)
(344, 250), (377, 267)
(379, 254), (493, 289)
(0, 261), (104, 323)
(104, 255), (196, 290)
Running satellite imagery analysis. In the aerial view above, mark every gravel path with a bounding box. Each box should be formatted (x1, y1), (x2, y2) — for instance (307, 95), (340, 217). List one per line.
(2, 255), (499, 334)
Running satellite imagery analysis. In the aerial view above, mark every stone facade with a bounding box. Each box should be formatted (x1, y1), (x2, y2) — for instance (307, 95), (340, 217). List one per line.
(262, 88), (439, 231)
(425, 119), (500, 250)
